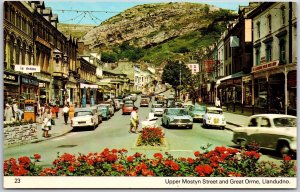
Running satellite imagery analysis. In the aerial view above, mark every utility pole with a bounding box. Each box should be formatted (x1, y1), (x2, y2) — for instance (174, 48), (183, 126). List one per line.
(179, 60), (182, 100)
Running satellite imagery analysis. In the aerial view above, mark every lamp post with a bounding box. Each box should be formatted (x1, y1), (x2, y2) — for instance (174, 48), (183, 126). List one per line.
(179, 61), (182, 100)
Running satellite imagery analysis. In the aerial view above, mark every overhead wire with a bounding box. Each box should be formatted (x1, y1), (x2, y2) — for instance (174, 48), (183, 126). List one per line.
(60, 12), (85, 23)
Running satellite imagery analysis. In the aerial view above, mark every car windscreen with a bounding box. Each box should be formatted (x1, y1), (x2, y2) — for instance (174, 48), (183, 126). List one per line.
(124, 104), (134, 107)
(273, 117), (296, 127)
(194, 106), (206, 111)
(207, 110), (222, 114)
(75, 111), (92, 117)
(167, 109), (188, 115)
(153, 105), (162, 108)
(99, 105), (108, 108)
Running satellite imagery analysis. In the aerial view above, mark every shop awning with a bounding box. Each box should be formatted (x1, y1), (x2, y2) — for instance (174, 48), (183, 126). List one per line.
(216, 71), (245, 87)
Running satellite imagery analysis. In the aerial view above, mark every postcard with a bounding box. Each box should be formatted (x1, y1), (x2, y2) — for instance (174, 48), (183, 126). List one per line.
(3, 0), (297, 189)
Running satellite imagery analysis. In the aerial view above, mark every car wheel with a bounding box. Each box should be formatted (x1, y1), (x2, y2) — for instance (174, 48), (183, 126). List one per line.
(220, 126), (225, 130)
(276, 142), (291, 157)
(92, 123), (96, 130)
(202, 120), (206, 128)
(188, 125), (193, 129)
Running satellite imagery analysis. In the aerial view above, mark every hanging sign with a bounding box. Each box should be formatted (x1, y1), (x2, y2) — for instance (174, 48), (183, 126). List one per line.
(15, 65), (41, 73)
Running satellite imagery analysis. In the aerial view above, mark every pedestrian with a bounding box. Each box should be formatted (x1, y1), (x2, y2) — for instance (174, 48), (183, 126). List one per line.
(54, 104), (59, 118)
(50, 105), (56, 118)
(62, 105), (69, 125)
(129, 107), (139, 134)
(69, 103), (75, 120)
(42, 109), (52, 138)
(4, 103), (14, 122)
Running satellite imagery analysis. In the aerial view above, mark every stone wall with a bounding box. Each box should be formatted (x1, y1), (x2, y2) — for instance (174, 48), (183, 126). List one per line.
(4, 123), (38, 147)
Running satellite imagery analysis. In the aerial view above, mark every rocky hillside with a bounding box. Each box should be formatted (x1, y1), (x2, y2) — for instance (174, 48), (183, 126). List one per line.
(59, 2), (237, 65)
(58, 23), (96, 40)
(83, 2), (235, 50)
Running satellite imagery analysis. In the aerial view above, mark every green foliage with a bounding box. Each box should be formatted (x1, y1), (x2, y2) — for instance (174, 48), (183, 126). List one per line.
(115, 41), (145, 62)
(101, 52), (118, 63)
(162, 60), (192, 90)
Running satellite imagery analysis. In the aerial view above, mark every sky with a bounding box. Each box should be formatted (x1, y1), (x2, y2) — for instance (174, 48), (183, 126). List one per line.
(45, 0), (250, 25)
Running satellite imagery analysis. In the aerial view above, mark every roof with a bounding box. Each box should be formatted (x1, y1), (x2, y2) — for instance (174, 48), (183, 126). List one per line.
(216, 71), (245, 86)
(207, 107), (223, 111)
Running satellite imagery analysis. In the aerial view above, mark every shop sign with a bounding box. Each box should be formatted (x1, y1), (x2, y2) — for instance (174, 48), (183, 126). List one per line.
(4, 73), (18, 83)
(242, 75), (252, 82)
(204, 60), (214, 72)
(80, 83), (98, 89)
(252, 60), (279, 73)
(21, 77), (39, 86)
(39, 83), (46, 88)
(15, 65), (40, 73)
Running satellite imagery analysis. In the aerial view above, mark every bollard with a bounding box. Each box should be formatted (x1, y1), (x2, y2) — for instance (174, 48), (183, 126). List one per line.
(233, 102), (235, 112)
(226, 102), (229, 111)
(241, 103), (244, 113)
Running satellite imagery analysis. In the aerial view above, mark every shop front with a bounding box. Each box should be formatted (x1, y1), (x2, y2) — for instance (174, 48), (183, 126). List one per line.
(80, 83), (98, 107)
(35, 73), (51, 105)
(4, 71), (20, 106)
(52, 79), (63, 106)
(66, 74), (78, 105)
(20, 75), (39, 111)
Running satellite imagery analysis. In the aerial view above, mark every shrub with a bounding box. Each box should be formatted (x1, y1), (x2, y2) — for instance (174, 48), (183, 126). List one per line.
(138, 127), (165, 146)
(4, 147), (296, 177)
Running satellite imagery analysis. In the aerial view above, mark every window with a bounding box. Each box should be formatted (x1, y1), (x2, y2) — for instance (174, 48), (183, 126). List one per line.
(267, 14), (272, 33)
(228, 44), (231, 57)
(255, 47), (261, 65)
(248, 118), (258, 127)
(281, 6), (286, 25)
(279, 38), (286, 64)
(260, 117), (271, 127)
(256, 22), (260, 38)
(265, 43), (272, 62)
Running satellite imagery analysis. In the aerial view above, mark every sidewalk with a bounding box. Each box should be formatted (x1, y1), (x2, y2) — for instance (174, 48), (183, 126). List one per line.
(33, 110), (73, 143)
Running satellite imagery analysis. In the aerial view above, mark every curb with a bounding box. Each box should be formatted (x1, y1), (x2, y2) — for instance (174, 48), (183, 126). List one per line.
(227, 122), (242, 127)
(31, 129), (73, 144)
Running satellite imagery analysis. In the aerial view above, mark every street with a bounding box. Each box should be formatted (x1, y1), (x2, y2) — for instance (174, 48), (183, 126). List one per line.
(4, 94), (285, 167)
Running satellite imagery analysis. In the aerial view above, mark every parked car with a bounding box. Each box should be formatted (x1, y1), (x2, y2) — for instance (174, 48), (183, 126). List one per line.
(91, 106), (102, 124)
(188, 105), (206, 122)
(203, 107), (226, 129)
(113, 99), (121, 111)
(124, 99), (134, 105)
(97, 105), (111, 120)
(166, 98), (175, 108)
(155, 93), (164, 101)
(122, 103), (134, 115)
(161, 108), (193, 129)
(100, 103), (114, 116)
(130, 93), (137, 101)
(71, 108), (99, 130)
(232, 114), (297, 157)
(183, 103), (194, 111)
(140, 98), (150, 107)
(151, 104), (164, 116)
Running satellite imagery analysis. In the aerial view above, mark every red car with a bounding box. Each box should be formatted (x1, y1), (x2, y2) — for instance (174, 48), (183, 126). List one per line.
(122, 103), (134, 115)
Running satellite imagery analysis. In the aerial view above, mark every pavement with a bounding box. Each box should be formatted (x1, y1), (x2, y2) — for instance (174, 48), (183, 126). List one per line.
(33, 109), (74, 143)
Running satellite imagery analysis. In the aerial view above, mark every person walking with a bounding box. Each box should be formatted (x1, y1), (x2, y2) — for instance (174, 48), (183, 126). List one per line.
(62, 105), (70, 125)
(54, 104), (59, 118)
(42, 109), (52, 138)
(50, 105), (56, 118)
(4, 103), (14, 122)
(129, 107), (139, 134)
(69, 103), (75, 121)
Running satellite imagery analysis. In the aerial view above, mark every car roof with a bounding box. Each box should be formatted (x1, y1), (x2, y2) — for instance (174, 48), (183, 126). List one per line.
(75, 108), (93, 112)
(250, 114), (297, 119)
(207, 107), (222, 111)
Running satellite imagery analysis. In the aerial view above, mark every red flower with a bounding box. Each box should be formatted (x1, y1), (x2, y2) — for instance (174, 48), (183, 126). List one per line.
(283, 155), (292, 161)
(244, 151), (261, 159)
(18, 156), (31, 168)
(153, 153), (163, 159)
(179, 157), (187, 162)
(195, 164), (213, 176)
(127, 156), (134, 162)
(194, 151), (200, 157)
(61, 153), (75, 162)
(33, 153), (41, 160)
(215, 146), (226, 154)
(171, 162), (180, 171)
(68, 166), (75, 172)
(86, 159), (94, 165)
(13, 166), (29, 176)
(187, 158), (194, 164)
(111, 149), (118, 153)
(134, 153), (141, 158)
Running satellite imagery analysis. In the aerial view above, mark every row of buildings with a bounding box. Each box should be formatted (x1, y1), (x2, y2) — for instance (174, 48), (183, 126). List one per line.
(198, 2), (297, 115)
(3, 1), (155, 110)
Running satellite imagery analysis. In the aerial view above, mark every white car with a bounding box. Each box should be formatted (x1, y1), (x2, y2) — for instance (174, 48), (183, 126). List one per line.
(71, 108), (99, 130)
(151, 104), (164, 116)
(232, 114), (297, 157)
(203, 107), (226, 129)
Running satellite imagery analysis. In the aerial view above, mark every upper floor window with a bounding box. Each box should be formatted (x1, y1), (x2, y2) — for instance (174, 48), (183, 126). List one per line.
(267, 14), (272, 33)
(265, 43), (272, 62)
(279, 38), (286, 64)
(281, 6), (286, 25)
(257, 22), (261, 38)
(255, 47), (261, 66)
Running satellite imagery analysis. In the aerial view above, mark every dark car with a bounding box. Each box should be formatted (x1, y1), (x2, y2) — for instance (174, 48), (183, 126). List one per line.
(140, 98), (149, 107)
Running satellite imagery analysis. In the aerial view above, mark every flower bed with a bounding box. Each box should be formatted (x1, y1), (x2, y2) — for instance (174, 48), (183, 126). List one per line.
(4, 147), (296, 177)
(137, 126), (165, 146)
